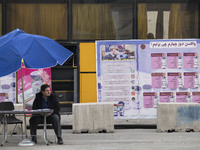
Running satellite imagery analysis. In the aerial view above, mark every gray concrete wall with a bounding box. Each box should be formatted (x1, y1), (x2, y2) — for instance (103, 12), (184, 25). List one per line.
(157, 103), (200, 132)
(73, 103), (114, 133)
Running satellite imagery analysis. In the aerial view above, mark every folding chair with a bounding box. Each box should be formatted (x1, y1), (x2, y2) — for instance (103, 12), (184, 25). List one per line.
(0, 101), (23, 138)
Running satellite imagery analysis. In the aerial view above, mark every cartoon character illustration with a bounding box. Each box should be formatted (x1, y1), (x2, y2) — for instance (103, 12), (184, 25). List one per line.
(162, 73), (167, 89)
(178, 53), (182, 69)
(161, 53), (166, 69)
(194, 53), (198, 69)
(114, 104), (118, 117)
(118, 101), (125, 116)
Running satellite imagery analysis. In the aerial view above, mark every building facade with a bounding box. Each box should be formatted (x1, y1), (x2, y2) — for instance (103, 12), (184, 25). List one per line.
(0, 0), (199, 113)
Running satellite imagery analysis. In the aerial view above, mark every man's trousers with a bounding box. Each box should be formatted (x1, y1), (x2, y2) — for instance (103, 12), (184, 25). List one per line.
(29, 113), (62, 138)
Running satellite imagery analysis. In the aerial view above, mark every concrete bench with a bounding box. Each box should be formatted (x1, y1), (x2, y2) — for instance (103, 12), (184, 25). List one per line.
(73, 103), (114, 133)
(157, 103), (200, 132)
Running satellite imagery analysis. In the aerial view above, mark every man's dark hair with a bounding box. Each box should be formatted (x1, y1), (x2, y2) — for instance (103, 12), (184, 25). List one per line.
(40, 84), (50, 92)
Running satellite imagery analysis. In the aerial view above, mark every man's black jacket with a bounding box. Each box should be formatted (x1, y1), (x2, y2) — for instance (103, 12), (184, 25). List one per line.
(32, 92), (60, 115)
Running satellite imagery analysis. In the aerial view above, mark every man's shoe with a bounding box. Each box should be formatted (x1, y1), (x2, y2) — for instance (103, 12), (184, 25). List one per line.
(57, 137), (63, 145)
(31, 136), (37, 144)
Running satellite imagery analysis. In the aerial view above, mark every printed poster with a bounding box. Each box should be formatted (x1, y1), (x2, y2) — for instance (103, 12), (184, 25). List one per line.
(96, 42), (138, 118)
(138, 40), (199, 117)
(97, 39), (200, 119)
(17, 66), (51, 109)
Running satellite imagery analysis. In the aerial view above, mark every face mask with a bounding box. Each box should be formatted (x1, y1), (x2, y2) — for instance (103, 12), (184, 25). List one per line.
(124, 54), (128, 59)
(118, 106), (123, 109)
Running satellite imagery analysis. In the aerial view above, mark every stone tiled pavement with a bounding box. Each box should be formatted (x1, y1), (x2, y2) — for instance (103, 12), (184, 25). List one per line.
(1, 128), (200, 150)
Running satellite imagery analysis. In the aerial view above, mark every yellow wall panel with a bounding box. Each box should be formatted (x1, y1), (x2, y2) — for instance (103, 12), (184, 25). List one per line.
(80, 73), (97, 103)
(80, 43), (96, 72)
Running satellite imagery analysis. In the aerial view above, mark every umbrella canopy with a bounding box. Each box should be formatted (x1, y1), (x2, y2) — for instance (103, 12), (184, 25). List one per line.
(0, 28), (73, 77)
(0, 29), (73, 143)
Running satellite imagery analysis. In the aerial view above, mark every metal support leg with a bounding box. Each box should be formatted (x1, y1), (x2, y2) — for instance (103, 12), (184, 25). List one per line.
(43, 115), (52, 145)
(11, 124), (17, 136)
(1, 115), (8, 146)
(21, 123), (23, 138)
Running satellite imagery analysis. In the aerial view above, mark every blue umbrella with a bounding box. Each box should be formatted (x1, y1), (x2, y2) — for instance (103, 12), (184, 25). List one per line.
(0, 29), (73, 145)
(0, 28), (73, 77)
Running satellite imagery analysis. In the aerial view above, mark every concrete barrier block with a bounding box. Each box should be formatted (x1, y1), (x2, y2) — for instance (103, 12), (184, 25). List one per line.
(157, 103), (200, 132)
(73, 103), (114, 133)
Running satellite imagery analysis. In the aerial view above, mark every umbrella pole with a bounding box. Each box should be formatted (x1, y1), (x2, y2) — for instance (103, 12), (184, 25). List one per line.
(20, 67), (28, 138)
(18, 67), (35, 146)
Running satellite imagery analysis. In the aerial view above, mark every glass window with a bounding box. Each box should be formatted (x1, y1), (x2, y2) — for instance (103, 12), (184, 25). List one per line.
(138, 2), (198, 39)
(6, 3), (68, 40)
(72, 0), (134, 40)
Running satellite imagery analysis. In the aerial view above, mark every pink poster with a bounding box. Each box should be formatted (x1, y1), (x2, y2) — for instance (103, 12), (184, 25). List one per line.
(167, 53), (181, 69)
(183, 53), (196, 68)
(176, 92), (190, 102)
(143, 92), (156, 108)
(151, 53), (166, 69)
(192, 92), (200, 103)
(167, 73), (180, 89)
(151, 73), (164, 89)
(184, 72), (195, 88)
(159, 92), (173, 103)
(17, 66), (51, 109)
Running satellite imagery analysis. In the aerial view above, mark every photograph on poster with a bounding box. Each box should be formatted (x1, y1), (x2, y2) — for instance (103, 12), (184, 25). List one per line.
(101, 44), (135, 61)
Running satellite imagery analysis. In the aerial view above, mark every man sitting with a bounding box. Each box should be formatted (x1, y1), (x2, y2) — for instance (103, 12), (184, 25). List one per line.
(29, 84), (63, 145)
